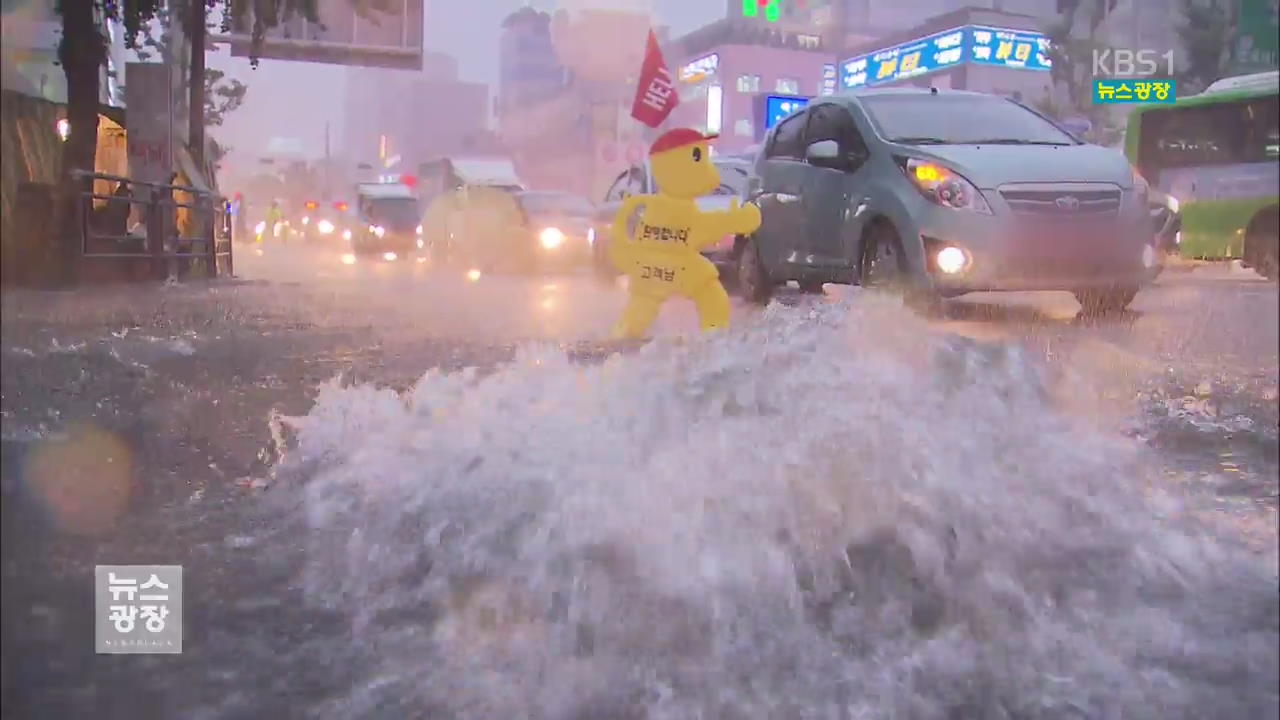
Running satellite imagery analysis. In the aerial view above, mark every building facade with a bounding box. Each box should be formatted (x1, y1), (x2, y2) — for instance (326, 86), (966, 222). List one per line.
(341, 50), (491, 182)
(497, 6), (567, 118)
(496, 6), (664, 199)
(837, 7), (1056, 103)
(668, 18), (835, 154)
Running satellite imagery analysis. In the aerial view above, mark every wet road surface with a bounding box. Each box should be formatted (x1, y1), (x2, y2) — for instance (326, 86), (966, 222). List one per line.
(2, 242), (1276, 719)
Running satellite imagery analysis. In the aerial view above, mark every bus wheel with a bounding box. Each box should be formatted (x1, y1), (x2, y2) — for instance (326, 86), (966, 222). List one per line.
(1244, 207), (1278, 281)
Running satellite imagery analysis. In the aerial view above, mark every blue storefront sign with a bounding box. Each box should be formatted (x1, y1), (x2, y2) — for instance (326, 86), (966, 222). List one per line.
(821, 63), (837, 96)
(840, 24), (1051, 90)
(968, 25), (1051, 71)
(764, 94), (810, 129)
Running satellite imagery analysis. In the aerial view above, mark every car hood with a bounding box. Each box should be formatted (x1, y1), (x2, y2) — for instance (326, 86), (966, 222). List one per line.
(913, 144), (1133, 189)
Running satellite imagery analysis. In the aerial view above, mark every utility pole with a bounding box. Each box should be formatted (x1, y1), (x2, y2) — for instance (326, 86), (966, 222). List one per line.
(188, 0), (206, 166)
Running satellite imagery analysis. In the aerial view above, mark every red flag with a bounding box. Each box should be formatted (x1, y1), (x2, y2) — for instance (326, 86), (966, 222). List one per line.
(630, 29), (679, 128)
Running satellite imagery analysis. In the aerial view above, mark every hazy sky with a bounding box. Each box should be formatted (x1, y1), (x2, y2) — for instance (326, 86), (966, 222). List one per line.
(209, 0), (724, 167)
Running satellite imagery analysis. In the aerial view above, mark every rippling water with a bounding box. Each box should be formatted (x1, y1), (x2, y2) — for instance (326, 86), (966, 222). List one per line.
(270, 294), (1277, 720)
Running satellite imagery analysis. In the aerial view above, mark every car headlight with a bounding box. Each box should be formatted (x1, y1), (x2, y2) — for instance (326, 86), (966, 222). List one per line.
(416, 224), (423, 235)
(587, 227), (596, 246)
(540, 227), (565, 249)
(342, 229), (352, 241)
(301, 216), (310, 225)
(317, 219), (335, 235)
(371, 225), (386, 238)
(898, 157), (991, 213)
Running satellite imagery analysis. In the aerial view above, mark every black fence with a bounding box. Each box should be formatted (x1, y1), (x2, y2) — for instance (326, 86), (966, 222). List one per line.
(73, 170), (234, 280)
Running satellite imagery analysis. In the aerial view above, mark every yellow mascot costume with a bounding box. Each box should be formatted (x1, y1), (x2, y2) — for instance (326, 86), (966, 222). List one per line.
(609, 128), (762, 339)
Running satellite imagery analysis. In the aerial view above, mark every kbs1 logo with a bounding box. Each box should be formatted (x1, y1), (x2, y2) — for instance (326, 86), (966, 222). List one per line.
(1091, 49), (1177, 104)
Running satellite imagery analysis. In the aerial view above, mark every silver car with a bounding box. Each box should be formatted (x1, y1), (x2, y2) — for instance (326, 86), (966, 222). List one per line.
(738, 88), (1163, 314)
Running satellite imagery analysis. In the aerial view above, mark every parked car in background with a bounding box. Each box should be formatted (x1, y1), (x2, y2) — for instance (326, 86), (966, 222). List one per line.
(590, 156), (753, 281)
(737, 88), (1162, 315)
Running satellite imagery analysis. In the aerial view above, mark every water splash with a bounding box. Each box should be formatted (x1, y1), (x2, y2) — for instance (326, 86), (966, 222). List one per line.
(278, 293), (1278, 720)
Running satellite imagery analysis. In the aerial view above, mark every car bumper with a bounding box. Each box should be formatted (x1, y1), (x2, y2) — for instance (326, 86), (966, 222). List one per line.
(354, 233), (421, 254)
(534, 235), (593, 268)
(906, 198), (1162, 293)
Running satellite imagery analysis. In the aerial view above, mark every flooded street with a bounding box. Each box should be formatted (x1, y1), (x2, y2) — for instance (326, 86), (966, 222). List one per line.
(2, 245), (1276, 719)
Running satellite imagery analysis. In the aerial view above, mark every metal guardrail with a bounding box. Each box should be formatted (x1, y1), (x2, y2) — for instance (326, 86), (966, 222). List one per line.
(71, 170), (234, 279)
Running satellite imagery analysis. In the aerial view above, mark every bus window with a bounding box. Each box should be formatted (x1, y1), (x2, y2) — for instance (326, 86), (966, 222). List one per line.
(1244, 98), (1279, 160)
(1139, 102), (1250, 174)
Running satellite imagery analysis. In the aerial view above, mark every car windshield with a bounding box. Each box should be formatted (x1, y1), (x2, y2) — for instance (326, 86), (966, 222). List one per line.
(365, 198), (420, 230)
(648, 161), (750, 197)
(518, 191), (594, 216)
(712, 162), (751, 196)
(862, 94), (1079, 146)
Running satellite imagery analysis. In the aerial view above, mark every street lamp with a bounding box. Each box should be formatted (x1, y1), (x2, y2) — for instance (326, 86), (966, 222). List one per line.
(56, 118), (70, 142)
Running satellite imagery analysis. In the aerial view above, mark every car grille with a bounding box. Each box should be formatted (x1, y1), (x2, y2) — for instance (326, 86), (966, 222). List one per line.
(999, 189), (1122, 218)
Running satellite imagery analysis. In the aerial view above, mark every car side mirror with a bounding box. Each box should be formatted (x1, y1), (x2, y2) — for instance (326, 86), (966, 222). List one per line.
(805, 139), (844, 169)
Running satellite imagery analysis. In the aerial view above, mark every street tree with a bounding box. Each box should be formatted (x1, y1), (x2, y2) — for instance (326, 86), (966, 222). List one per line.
(1176, 0), (1234, 94)
(1043, 0), (1121, 142)
(56, 0), (320, 179)
(133, 10), (249, 127)
(53, 0), (321, 282)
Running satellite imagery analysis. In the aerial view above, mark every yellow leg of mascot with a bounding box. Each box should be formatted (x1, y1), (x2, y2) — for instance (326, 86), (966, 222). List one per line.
(607, 128), (762, 340)
(690, 278), (731, 332)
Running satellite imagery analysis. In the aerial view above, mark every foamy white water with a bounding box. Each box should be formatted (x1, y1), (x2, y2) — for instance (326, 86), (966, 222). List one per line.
(277, 293), (1278, 720)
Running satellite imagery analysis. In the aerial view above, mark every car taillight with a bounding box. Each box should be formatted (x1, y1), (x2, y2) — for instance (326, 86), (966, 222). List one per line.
(334, 201), (348, 212)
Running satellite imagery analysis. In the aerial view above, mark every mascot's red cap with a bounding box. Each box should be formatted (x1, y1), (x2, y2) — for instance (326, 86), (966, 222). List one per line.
(649, 128), (719, 156)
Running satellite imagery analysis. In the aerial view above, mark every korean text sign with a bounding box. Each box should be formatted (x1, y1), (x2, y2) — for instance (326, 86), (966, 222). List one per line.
(96, 565), (183, 654)
(1093, 79), (1177, 104)
(841, 25), (1051, 90)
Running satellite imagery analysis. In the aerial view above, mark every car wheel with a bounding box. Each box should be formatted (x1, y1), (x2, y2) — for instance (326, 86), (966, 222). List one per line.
(1074, 285), (1139, 316)
(861, 222), (942, 315)
(737, 235), (774, 305)
(718, 262), (739, 294)
(798, 280), (825, 294)
(861, 222), (907, 289)
(1244, 208), (1278, 281)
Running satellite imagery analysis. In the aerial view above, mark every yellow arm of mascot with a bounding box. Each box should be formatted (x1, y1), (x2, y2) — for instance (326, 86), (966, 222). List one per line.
(608, 128), (762, 339)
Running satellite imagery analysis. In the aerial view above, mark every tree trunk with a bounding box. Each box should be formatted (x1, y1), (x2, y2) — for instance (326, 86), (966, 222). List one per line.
(57, 0), (105, 286)
(188, 0), (206, 167)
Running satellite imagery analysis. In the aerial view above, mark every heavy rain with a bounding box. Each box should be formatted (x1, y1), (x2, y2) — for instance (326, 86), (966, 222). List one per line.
(2, 0), (1277, 718)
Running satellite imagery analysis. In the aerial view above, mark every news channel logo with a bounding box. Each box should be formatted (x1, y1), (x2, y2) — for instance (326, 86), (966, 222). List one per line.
(96, 565), (183, 654)
(1091, 48), (1177, 104)
(1093, 79), (1177, 104)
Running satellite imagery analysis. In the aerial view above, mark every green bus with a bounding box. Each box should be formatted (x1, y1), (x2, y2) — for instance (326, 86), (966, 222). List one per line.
(1125, 70), (1279, 279)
